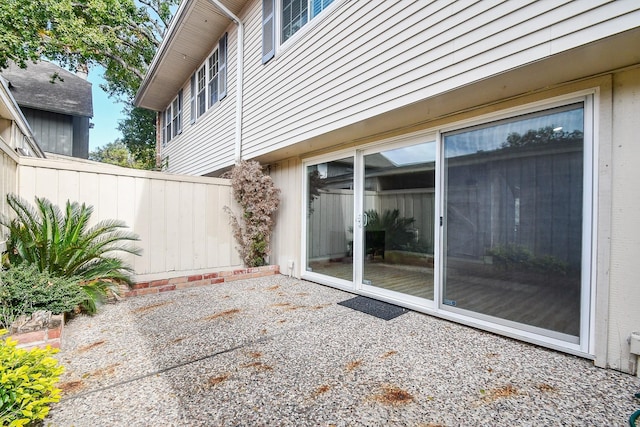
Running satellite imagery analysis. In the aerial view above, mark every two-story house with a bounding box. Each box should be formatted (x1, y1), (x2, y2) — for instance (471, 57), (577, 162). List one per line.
(135, 0), (640, 374)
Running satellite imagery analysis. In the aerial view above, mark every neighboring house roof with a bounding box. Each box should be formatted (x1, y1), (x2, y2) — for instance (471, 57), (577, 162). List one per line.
(1, 61), (93, 118)
(135, 0), (246, 111)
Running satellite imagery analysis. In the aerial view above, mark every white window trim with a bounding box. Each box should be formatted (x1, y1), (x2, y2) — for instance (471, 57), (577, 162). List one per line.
(163, 92), (183, 146)
(190, 33), (228, 124)
(275, 0), (342, 55)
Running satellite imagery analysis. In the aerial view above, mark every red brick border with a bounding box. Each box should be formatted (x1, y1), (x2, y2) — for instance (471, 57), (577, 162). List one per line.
(123, 265), (280, 298)
(9, 314), (64, 350)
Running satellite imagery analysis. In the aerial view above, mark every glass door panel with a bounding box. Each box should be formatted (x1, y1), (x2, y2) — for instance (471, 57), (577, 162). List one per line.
(306, 158), (354, 281)
(443, 104), (584, 340)
(362, 141), (436, 300)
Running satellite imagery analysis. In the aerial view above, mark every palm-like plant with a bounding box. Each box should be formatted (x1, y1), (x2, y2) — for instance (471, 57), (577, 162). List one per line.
(0, 194), (141, 312)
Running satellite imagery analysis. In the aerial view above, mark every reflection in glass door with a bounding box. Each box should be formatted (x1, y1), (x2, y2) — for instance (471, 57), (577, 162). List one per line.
(443, 104), (585, 341)
(305, 157), (354, 282)
(361, 142), (436, 300)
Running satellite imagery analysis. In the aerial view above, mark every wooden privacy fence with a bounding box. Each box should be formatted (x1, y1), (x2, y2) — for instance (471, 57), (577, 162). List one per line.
(15, 156), (241, 280)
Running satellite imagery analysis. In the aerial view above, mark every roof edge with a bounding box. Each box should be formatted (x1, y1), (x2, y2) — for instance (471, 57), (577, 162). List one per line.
(134, 0), (195, 109)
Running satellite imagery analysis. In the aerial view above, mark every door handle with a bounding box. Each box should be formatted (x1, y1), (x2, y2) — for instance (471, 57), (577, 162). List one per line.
(363, 212), (368, 227)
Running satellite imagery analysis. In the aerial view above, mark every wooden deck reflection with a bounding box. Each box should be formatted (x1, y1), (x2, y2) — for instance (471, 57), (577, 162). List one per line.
(307, 259), (580, 336)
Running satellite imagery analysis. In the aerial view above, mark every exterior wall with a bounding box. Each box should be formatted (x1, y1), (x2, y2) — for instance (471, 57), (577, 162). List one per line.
(160, 25), (238, 175)
(22, 107), (74, 156)
(266, 70), (640, 373)
(268, 157), (302, 276)
(239, 0), (640, 161)
(607, 67), (640, 373)
(72, 116), (90, 159)
(0, 142), (18, 250)
(16, 157), (241, 281)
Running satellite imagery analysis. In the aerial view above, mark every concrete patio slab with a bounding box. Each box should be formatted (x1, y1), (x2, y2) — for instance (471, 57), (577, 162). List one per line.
(48, 275), (639, 426)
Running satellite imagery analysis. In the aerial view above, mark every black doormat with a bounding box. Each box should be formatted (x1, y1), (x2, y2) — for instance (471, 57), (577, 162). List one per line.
(337, 296), (408, 321)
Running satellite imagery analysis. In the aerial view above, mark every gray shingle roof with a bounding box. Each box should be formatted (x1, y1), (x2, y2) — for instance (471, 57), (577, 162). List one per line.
(0, 61), (93, 118)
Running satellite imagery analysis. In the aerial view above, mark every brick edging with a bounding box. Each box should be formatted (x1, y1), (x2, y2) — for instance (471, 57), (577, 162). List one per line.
(9, 314), (64, 350)
(124, 265), (280, 297)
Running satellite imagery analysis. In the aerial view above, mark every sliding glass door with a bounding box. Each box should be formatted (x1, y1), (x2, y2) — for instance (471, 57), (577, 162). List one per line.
(361, 141), (436, 300)
(442, 104), (585, 341)
(303, 97), (591, 350)
(305, 157), (354, 283)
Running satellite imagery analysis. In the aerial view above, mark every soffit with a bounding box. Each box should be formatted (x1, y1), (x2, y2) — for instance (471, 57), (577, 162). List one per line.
(135, 0), (248, 111)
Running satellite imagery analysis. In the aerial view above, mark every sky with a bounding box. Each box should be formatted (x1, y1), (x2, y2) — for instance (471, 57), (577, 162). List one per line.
(87, 69), (126, 152)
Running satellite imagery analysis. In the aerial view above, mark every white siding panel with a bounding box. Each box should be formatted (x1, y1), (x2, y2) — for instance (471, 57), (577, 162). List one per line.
(162, 23), (239, 176)
(608, 67), (640, 373)
(269, 157), (302, 275)
(237, 0), (639, 160)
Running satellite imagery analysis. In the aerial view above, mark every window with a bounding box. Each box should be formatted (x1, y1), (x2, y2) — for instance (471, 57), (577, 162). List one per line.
(172, 90), (182, 137)
(163, 104), (172, 145)
(197, 65), (206, 118)
(190, 33), (228, 122)
(163, 92), (183, 145)
(263, 0), (334, 59)
(190, 73), (196, 124)
(208, 51), (219, 107)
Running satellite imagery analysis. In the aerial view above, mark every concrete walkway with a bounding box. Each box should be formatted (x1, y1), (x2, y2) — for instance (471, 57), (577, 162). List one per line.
(48, 275), (639, 426)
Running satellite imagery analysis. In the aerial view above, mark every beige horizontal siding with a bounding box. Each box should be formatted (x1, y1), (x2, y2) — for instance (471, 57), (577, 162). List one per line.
(161, 22), (239, 175)
(239, 0), (639, 159)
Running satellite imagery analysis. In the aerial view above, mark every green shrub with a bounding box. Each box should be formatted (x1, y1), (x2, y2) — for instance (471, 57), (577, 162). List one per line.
(0, 194), (141, 313)
(486, 244), (568, 276)
(0, 263), (85, 329)
(0, 329), (64, 426)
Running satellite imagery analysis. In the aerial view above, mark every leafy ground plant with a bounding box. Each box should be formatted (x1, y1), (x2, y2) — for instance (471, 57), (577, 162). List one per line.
(1, 194), (141, 312)
(0, 263), (85, 329)
(0, 329), (64, 426)
(223, 160), (280, 267)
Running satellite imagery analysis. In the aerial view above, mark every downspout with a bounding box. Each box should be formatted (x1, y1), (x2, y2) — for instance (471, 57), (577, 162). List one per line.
(208, 0), (244, 164)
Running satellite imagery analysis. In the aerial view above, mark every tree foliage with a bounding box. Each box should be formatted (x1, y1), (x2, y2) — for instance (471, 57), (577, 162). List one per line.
(0, 0), (176, 168)
(89, 140), (139, 168)
(89, 138), (154, 169)
(503, 126), (584, 149)
(0, 0), (177, 99)
(117, 104), (157, 169)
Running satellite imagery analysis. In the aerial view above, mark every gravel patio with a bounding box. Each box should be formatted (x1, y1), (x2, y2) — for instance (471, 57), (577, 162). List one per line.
(48, 275), (639, 426)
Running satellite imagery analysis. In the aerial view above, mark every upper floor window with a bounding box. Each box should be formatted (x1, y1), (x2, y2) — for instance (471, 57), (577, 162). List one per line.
(208, 50), (219, 107)
(197, 65), (206, 118)
(281, 0), (333, 43)
(172, 90), (182, 137)
(190, 33), (228, 123)
(263, 0), (335, 62)
(163, 91), (183, 146)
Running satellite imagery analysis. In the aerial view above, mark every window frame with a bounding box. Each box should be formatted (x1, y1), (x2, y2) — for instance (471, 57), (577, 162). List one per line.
(264, 0), (339, 62)
(190, 33), (228, 123)
(163, 91), (184, 146)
